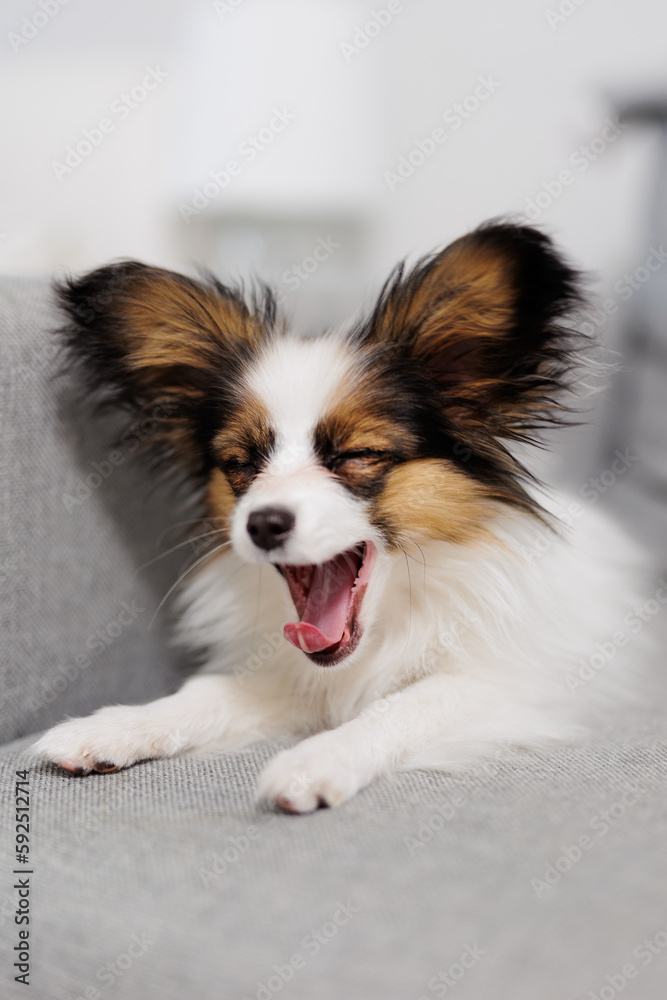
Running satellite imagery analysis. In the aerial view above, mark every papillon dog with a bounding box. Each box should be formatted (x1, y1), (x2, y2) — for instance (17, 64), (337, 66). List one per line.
(35, 221), (641, 812)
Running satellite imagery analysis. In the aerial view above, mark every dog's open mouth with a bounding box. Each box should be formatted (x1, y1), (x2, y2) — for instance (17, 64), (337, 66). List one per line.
(279, 541), (376, 666)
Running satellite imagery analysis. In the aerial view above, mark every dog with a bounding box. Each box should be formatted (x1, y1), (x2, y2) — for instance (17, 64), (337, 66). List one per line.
(34, 221), (642, 812)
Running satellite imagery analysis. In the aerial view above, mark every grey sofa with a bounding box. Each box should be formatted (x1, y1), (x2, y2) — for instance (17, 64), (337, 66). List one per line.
(2, 276), (667, 1000)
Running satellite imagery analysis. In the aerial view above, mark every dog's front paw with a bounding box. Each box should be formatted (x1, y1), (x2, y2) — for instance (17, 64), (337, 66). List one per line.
(257, 732), (372, 813)
(33, 704), (182, 775)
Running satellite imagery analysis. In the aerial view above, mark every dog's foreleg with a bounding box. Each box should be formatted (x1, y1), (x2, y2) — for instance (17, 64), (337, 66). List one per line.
(33, 673), (303, 774)
(257, 671), (505, 812)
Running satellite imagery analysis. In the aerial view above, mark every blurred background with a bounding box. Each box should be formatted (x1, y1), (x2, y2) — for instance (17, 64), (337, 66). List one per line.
(2, 0), (667, 557)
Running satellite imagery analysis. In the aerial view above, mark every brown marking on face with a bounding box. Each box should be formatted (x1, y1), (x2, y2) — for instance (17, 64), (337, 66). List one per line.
(314, 367), (420, 492)
(371, 458), (497, 547)
(205, 468), (237, 527)
(320, 412), (414, 454)
(212, 395), (274, 495)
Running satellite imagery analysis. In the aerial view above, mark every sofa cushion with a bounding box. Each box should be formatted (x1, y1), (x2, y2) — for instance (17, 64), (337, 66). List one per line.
(0, 277), (191, 743)
(2, 710), (667, 1000)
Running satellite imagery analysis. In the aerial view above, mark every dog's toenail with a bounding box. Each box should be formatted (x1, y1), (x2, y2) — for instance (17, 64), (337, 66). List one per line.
(59, 760), (88, 775)
(94, 762), (119, 773)
(276, 796), (299, 813)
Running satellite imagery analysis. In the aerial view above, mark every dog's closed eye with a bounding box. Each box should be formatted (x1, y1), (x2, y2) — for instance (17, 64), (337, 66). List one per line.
(325, 449), (395, 474)
(217, 453), (262, 493)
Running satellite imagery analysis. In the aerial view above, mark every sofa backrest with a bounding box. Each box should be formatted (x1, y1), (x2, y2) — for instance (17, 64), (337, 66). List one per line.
(0, 277), (195, 742)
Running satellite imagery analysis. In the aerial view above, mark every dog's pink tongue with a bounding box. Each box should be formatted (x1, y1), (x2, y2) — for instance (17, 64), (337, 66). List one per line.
(284, 555), (357, 653)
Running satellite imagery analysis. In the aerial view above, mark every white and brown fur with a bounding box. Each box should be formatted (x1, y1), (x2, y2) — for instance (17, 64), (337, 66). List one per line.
(34, 222), (641, 812)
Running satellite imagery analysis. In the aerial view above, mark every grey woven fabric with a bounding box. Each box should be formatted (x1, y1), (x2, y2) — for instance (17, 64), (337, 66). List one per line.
(2, 710), (667, 1000)
(2, 277), (667, 1000)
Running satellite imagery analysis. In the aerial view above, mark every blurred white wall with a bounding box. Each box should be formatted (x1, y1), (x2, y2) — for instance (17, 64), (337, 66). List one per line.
(2, 0), (667, 386)
(2, 0), (665, 293)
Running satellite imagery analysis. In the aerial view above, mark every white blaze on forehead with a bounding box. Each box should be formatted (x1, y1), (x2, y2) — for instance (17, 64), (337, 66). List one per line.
(245, 334), (355, 469)
(231, 334), (374, 568)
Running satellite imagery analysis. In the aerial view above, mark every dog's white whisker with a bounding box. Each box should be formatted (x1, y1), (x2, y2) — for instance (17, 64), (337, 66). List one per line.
(155, 516), (226, 550)
(254, 564), (264, 635)
(133, 528), (228, 577)
(400, 547), (413, 662)
(147, 541), (231, 632)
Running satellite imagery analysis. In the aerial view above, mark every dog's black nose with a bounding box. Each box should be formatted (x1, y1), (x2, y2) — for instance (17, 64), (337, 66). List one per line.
(247, 506), (295, 551)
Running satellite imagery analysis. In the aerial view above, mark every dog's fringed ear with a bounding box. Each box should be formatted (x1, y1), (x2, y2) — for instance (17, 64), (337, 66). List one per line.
(55, 262), (275, 471)
(359, 222), (583, 438)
